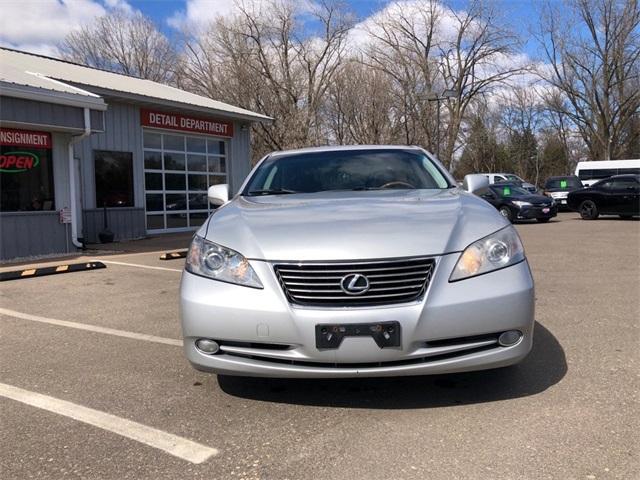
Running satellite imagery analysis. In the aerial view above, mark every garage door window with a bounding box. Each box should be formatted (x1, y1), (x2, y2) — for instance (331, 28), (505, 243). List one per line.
(143, 130), (227, 232)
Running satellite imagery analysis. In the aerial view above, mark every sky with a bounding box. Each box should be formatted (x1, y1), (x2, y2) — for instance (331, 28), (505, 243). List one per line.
(0, 0), (546, 58)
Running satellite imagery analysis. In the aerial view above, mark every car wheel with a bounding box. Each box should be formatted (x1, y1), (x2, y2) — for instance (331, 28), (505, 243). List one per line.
(579, 200), (599, 220)
(499, 206), (514, 222)
(537, 218), (550, 223)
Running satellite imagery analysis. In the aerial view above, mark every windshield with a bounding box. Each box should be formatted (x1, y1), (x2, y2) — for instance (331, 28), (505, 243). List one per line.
(491, 185), (530, 197)
(544, 177), (582, 189)
(243, 149), (451, 195)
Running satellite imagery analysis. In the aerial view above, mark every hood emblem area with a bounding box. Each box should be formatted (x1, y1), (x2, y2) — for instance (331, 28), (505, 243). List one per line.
(340, 273), (371, 295)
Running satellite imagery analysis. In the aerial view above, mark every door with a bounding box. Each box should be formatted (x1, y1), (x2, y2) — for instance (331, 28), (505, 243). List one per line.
(592, 180), (618, 214)
(479, 187), (499, 209)
(608, 177), (640, 215)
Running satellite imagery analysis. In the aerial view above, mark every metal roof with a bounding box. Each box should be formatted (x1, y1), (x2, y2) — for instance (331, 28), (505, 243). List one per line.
(0, 58), (107, 110)
(0, 48), (271, 123)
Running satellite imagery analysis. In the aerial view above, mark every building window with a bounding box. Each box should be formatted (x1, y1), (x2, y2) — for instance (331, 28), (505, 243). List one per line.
(143, 130), (227, 232)
(0, 129), (54, 212)
(94, 150), (134, 207)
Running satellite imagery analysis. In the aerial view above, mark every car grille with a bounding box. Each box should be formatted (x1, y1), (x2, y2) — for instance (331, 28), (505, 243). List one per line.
(273, 257), (436, 307)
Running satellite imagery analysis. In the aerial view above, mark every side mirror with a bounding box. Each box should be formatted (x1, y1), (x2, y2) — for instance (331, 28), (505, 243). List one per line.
(208, 184), (229, 206)
(463, 174), (490, 194)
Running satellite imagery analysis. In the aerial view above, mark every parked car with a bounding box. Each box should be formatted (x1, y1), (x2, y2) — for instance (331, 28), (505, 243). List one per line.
(484, 173), (537, 193)
(180, 146), (535, 378)
(543, 175), (583, 209)
(567, 174), (640, 220)
(477, 183), (557, 223)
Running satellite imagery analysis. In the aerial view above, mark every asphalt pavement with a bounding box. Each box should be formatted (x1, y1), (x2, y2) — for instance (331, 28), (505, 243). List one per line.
(0, 212), (638, 479)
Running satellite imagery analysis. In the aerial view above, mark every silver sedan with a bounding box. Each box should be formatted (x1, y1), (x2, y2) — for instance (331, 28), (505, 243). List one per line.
(180, 146), (534, 378)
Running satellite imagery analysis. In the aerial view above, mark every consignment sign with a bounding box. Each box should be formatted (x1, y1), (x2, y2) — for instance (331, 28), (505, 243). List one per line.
(141, 109), (234, 137)
(0, 128), (51, 173)
(0, 128), (54, 211)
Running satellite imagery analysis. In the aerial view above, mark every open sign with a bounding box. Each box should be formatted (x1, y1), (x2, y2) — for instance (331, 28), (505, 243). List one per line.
(0, 151), (40, 172)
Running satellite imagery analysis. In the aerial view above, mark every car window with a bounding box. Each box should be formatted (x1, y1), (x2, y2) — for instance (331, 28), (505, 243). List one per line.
(244, 149), (451, 194)
(477, 187), (494, 198)
(494, 175), (506, 181)
(579, 168), (618, 180)
(618, 168), (640, 175)
(545, 177), (582, 189)
(504, 174), (523, 182)
(595, 180), (613, 189)
(609, 177), (639, 189)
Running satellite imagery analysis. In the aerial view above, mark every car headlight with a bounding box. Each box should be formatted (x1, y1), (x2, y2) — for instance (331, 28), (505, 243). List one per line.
(450, 226), (525, 281)
(512, 201), (531, 208)
(185, 235), (263, 288)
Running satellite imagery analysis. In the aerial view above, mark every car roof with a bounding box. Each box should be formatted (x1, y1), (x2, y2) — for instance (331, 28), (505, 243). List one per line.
(268, 145), (425, 157)
(595, 174), (640, 181)
(546, 175), (579, 179)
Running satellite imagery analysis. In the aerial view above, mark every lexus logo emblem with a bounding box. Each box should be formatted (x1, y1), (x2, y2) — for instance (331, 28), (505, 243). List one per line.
(340, 273), (370, 295)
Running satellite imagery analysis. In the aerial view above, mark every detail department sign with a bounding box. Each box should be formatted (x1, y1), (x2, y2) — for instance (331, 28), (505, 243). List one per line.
(140, 109), (234, 138)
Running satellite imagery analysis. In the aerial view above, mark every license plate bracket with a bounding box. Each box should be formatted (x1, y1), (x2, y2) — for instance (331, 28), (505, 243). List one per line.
(315, 321), (401, 349)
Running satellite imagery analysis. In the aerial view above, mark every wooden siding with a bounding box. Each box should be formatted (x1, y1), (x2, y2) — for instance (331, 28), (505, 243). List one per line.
(229, 123), (252, 194)
(82, 207), (146, 243)
(0, 96), (104, 131)
(75, 102), (144, 210)
(0, 212), (70, 260)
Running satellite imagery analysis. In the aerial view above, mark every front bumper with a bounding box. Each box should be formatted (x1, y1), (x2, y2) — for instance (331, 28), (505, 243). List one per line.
(517, 204), (558, 219)
(547, 193), (569, 208)
(180, 253), (535, 378)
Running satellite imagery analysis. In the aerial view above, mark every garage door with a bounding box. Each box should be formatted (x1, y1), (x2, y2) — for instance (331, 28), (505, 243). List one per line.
(143, 130), (227, 233)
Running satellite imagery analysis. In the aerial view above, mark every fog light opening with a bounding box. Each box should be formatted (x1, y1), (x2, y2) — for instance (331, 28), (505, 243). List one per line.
(195, 338), (220, 354)
(498, 330), (522, 347)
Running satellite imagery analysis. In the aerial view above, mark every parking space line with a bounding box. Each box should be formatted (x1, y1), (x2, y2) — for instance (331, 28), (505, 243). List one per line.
(98, 259), (182, 273)
(0, 382), (219, 464)
(0, 308), (182, 346)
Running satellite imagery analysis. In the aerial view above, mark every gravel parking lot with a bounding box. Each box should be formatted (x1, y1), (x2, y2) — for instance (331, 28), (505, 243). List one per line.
(1, 212), (638, 480)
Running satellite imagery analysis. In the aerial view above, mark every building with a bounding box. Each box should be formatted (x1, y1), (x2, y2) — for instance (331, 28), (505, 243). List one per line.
(0, 48), (271, 260)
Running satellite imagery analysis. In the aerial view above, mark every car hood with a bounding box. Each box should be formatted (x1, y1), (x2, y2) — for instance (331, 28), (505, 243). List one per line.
(513, 194), (554, 204)
(202, 189), (508, 261)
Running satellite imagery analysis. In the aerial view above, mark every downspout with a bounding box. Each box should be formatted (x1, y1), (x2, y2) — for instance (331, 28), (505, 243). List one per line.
(68, 108), (91, 248)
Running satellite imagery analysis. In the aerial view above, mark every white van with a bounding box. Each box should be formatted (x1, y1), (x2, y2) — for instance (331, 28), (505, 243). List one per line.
(575, 159), (640, 186)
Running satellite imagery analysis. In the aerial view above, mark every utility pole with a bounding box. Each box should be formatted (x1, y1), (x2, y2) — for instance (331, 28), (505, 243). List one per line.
(427, 89), (456, 159)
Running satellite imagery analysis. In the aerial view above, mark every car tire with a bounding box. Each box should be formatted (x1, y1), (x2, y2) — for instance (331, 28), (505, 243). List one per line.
(537, 218), (551, 223)
(499, 206), (514, 222)
(579, 200), (599, 220)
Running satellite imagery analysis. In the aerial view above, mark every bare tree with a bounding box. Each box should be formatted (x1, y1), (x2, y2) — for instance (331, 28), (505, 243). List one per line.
(180, 0), (353, 159)
(60, 10), (178, 83)
(359, 0), (525, 167)
(325, 58), (397, 144)
(360, 0), (441, 148)
(537, 0), (640, 160)
(437, 0), (525, 167)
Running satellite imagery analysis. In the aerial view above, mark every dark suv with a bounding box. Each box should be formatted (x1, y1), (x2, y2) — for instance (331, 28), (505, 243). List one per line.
(543, 175), (583, 209)
(567, 174), (640, 219)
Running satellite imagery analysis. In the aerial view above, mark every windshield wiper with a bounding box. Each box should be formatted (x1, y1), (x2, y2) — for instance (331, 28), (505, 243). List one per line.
(349, 186), (385, 191)
(246, 188), (299, 196)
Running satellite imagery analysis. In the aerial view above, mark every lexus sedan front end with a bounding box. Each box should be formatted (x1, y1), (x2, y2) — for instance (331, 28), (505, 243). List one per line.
(180, 146), (535, 378)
